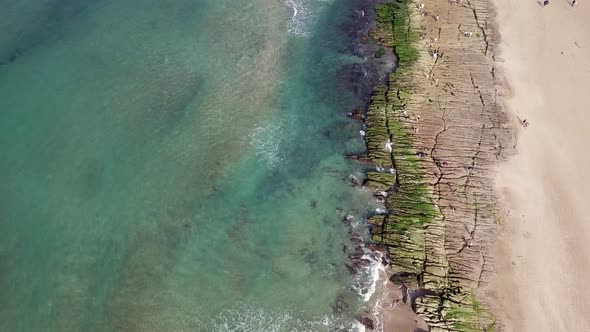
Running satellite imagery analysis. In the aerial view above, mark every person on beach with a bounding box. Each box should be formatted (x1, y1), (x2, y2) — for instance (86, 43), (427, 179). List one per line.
(543, 0), (549, 6)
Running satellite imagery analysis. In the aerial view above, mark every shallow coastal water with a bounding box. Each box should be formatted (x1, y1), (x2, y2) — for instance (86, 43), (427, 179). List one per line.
(0, 0), (380, 330)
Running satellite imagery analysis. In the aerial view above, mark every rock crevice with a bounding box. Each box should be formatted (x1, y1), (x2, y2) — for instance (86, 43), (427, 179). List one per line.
(361, 0), (515, 330)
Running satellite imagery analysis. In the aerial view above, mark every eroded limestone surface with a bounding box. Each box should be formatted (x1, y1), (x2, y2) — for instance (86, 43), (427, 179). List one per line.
(362, 0), (514, 330)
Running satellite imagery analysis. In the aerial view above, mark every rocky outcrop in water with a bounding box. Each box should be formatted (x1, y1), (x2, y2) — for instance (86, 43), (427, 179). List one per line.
(360, 317), (376, 330)
(359, 0), (515, 330)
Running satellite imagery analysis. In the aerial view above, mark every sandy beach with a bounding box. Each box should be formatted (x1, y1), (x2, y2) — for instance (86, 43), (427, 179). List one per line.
(493, 0), (590, 331)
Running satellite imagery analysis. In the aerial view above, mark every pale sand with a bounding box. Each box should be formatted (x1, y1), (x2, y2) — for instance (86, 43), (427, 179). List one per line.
(369, 265), (429, 332)
(493, 0), (590, 331)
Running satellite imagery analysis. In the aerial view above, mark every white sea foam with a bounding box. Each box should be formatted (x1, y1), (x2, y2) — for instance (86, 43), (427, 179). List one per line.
(362, 252), (385, 302)
(353, 321), (367, 332)
(284, 0), (331, 37)
(207, 302), (361, 332)
(285, 0), (312, 37)
(249, 119), (286, 169)
(375, 208), (387, 214)
(369, 265), (401, 332)
(348, 248), (389, 332)
(349, 248), (385, 303)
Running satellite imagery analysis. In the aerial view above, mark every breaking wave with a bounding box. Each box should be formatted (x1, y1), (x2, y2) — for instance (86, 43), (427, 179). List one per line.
(284, 0), (331, 37)
(206, 303), (360, 332)
(249, 119), (286, 169)
(350, 247), (385, 303)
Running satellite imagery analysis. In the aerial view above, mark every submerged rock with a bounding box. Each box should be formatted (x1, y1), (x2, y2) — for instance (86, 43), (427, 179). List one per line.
(346, 254), (372, 274)
(348, 110), (366, 121)
(345, 153), (372, 165)
(331, 295), (350, 314)
(360, 317), (375, 330)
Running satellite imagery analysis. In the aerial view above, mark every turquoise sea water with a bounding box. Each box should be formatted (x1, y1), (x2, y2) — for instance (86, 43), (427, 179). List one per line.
(0, 0), (381, 330)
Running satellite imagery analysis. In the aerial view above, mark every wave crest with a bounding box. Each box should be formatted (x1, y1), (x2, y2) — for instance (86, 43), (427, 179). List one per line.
(249, 119), (286, 169)
(284, 0), (332, 37)
(207, 303), (360, 332)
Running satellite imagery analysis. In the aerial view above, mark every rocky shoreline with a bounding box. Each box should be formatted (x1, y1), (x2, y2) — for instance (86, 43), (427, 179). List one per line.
(351, 0), (515, 330)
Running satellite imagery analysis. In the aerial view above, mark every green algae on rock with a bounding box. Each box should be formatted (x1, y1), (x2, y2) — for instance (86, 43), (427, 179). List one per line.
(365, 0), (437, 275)
(362, 1), (503, 331)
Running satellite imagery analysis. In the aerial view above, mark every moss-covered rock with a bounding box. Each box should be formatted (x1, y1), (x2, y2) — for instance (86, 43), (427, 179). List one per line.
(364, 172), (396, 190)
(362, 1), (499, 331)
(365, 0), (435, 276)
